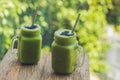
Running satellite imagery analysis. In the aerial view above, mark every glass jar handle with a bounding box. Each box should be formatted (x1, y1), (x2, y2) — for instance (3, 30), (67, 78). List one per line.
(77, 45), (85, 67)
(11, 36), (18, 54)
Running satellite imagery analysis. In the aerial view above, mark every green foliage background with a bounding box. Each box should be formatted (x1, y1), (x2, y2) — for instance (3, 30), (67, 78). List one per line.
(0, 0), (113, 73)
(107, 0), (120, 33)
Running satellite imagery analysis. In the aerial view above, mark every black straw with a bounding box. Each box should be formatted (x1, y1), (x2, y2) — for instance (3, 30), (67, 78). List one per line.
(72, 13), (80, 33)
(31, 7), (38, 27)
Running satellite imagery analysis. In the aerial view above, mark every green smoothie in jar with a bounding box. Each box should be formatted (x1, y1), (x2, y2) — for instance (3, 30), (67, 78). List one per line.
(51, 29), (79, 74)
(11, 8), (42, 64)
(17, 25), (42, 64)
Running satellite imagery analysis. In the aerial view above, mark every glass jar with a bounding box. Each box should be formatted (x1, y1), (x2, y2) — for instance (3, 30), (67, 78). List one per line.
(51, 29), (84, 74)
(12, 25), (42, 64)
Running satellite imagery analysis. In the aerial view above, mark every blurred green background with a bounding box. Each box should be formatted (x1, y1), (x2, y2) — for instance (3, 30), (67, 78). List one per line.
(0, 0), (118, 78)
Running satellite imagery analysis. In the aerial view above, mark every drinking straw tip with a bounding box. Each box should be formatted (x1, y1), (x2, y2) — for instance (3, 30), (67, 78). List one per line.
(71, 13), (80, 33)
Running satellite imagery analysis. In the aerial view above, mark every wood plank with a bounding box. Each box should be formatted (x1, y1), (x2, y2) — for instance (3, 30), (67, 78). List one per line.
(0, 50), (89, 80)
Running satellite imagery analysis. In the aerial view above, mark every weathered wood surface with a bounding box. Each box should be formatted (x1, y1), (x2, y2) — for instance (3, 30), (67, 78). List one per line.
(0, 50), (89, 80)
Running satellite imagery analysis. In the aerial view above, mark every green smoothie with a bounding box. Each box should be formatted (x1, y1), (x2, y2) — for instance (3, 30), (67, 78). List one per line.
(18, 25), (42, 64)
(51, 29), (79, 74)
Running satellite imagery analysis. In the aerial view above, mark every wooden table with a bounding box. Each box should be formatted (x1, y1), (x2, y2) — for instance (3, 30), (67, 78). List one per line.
(0, 50), (89, 80)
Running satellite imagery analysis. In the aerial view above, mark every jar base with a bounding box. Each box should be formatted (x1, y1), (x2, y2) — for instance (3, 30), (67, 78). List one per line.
(53, 71), (73, 75)
(21, 62), (38, 65)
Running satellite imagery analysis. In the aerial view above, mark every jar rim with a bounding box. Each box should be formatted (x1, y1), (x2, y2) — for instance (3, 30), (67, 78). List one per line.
(21, 24), (40, 32)
(21, 24), (41, 37)
(54, 29), (76, 39)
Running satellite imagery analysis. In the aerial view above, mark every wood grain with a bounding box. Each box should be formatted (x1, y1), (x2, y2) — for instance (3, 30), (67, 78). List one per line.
(0, 50), (89, 80)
